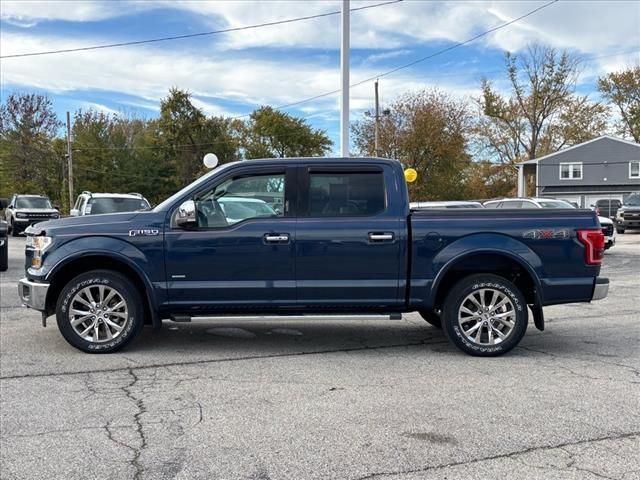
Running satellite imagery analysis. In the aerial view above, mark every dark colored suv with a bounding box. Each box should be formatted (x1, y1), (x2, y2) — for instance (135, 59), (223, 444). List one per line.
(615, 193), (640, 233)
(593, 199), (622, 219)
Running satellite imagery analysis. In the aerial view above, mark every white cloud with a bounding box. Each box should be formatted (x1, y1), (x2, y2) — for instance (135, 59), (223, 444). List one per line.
(0, 30), (481, 120)
(0, 0), (154, 24)
(81, 101), (120, 116)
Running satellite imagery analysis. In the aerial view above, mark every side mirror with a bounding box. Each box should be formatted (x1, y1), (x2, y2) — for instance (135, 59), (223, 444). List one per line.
(0, 198), (7, 209)
(70, 209), (79, 217)
(176, 200), (197, 228)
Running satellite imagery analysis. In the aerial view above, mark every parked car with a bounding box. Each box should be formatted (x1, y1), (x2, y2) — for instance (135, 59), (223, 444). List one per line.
(70, 192), (150, 216)
(19, 158), (607, 357)
(484, 197), (615, 249)
(4, 194), (59, 236)
(592, 199), (622, 219)
(615, 192), (640, 233)
(410, 201), (484, 209)
(0, 198), (8, 271)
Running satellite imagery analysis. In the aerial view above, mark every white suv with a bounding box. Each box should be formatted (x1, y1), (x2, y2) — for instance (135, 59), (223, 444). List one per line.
(71, 192), (150, 216)
(484, 197), (615, 249)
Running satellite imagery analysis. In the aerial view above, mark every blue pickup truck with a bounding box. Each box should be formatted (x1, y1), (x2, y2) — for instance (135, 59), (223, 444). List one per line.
(18, 157), (608, 356)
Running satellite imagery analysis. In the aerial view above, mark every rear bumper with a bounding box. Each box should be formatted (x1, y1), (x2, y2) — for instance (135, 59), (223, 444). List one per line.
(18, 278), (49, 311)
(592, 277), (609, 301)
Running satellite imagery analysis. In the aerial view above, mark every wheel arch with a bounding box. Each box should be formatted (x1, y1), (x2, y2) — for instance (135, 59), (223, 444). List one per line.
(45, 253), (160, 327)
(429, 248), (544, 330)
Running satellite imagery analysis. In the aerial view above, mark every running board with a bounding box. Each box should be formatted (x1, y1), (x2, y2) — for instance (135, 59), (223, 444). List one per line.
(169, 313), (402, 323)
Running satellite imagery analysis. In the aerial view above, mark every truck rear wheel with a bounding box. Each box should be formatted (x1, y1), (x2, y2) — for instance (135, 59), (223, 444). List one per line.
(441, 274), (527, 357)
(56, 270), (144, 353)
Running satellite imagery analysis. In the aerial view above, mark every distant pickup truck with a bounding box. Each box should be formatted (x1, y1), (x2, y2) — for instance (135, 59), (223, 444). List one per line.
(18, 158), (608, 356)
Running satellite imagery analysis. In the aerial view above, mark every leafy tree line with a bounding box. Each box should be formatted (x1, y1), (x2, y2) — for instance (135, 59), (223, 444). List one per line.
(1, 45), (638, 209)
(0, 89), (332, 210)
(352, 46), (638, 200)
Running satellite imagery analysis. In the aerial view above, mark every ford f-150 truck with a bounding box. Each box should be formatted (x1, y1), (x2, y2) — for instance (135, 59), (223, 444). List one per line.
(18, 157), (608, 356)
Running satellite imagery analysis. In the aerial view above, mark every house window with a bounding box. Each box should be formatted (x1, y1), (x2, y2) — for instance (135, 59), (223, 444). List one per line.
(630, 161), (640, 179)
(560, 162), (582, 180)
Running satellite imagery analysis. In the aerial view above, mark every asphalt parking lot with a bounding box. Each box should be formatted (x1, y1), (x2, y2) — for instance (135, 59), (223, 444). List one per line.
(1, 235), (639, 480)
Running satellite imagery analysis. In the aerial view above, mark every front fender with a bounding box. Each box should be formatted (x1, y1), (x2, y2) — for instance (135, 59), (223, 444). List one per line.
(36, 236), (164, 321)
(428, 233), (544, 307)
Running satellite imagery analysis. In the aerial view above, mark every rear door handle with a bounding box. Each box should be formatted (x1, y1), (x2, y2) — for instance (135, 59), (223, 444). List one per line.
(264, 233), (290, 243)
(368, 232), (394, 242)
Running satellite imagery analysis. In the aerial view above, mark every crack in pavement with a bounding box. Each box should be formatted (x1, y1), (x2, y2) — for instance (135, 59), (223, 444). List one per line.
(354, 431), (639, 480)
(0, 338), (447, 381)
(99, 369), (149, 480)
(519, 346), (640, 383)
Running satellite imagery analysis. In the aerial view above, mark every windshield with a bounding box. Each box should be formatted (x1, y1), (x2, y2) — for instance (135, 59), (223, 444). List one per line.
(16, 197), (52, 209)
(87, 197), (150, 215)
(153, 162), (237, 211)
(625, 193), (640, 206)
(538, 200), (573, 208)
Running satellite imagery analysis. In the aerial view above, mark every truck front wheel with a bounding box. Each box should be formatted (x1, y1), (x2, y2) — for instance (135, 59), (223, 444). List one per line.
(441, 274), (527, 357)
(56, 270), (145, 353)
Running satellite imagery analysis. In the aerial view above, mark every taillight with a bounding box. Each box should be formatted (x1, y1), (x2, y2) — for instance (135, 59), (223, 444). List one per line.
(577, 229), (604, 265)
(595, 207), (601, 215)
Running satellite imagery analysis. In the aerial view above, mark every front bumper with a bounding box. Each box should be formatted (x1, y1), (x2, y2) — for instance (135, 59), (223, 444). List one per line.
(591, 277), (609, 301)
(18, 278), (49, 311)
(617, 219), (640, 229)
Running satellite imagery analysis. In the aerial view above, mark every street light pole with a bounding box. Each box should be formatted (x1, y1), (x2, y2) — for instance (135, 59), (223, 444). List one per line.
(66, 111), (74, 211)
(340, 0), (350, 157)
(374, 79), (380, 157)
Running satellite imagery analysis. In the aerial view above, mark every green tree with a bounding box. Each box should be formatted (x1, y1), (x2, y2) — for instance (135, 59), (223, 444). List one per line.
(476, 44), (609, 165)
(598, 65), (640, 142)
(0, 93), (61, 201)
(241, 106), (332, 159)
(352, 89), (471, 201)
(157, 88), (239, 189)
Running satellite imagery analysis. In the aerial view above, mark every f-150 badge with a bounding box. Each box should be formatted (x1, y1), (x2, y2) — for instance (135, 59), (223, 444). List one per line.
(129, 229), (159, 237)
(523, 229), (570, 240)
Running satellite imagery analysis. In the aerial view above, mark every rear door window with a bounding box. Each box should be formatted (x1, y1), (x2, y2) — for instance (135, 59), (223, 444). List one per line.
(307, 171), (385, 217)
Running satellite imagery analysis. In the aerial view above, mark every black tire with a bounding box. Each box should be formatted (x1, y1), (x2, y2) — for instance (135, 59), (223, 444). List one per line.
(418, 310), (442, 329)
(10, 220), (19, 237)
(56, 270), (145, 353)
(616, 227), (625, 234)
(0, 238), (7, 272)
(441, 274), (528, 357)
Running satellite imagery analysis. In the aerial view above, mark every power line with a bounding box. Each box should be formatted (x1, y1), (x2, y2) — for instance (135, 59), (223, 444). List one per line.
(232, 0), (560, 118)
(0, 0), (402, 59)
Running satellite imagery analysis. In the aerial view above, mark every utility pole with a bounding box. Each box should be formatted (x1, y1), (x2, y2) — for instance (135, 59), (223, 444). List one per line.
(340, 0), (350, 157)
(66, 111), (74, 210)
(374, 79), (380, 157)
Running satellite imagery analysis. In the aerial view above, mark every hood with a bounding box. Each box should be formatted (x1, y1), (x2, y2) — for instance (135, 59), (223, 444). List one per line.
(25, 211), (142, 236)
(598, 216), (613, 225)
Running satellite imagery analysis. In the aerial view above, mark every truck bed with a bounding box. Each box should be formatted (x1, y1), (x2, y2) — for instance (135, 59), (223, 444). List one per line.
(408, 208), (601, 309)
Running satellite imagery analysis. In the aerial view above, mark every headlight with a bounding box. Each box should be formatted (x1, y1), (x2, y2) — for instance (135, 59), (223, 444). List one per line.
(16, 213), (27, 218)
(26, 235), (52, 252)
(27, 236), (52, 270)
(50, 213), (59, 218)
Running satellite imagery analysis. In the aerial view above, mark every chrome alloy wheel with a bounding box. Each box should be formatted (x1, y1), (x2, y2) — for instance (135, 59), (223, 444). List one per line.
(457, 288), (516, 346)
(69, 285), (129, 343)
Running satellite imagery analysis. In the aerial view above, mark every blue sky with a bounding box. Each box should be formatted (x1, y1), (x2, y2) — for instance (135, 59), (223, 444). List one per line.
(1, 0), (639, 151)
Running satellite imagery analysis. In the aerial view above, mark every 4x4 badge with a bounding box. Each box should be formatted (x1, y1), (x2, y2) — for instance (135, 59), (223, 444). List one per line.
(523, 229), (570, 240)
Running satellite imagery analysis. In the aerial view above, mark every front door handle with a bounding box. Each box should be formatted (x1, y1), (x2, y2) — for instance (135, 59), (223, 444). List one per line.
(264, 233), (290, 243)
(368, 232), (394, 242)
